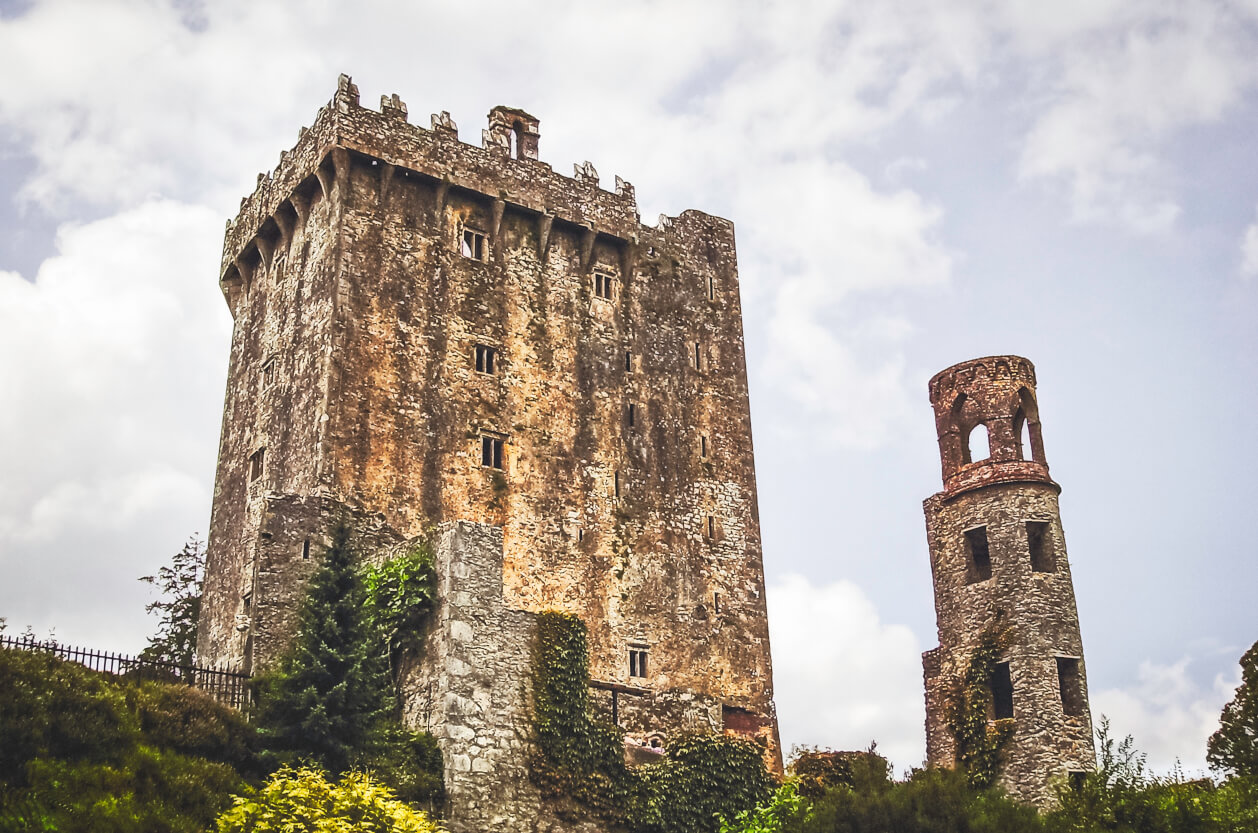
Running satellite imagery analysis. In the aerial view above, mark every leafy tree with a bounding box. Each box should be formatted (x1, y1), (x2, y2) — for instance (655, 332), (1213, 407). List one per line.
(215, 766), (441, 833)
(1207, 638), (1258, 778)
(363, 542), (437, 684)
(139, 536), (206, 667)
(254, 523), (391, 776)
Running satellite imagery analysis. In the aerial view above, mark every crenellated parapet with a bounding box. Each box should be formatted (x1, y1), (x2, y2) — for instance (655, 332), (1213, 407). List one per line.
(218, 74), (720, 312)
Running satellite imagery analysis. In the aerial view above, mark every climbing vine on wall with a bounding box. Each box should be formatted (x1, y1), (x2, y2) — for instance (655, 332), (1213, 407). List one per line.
(363, 540), (438, 682)
(947, 623), (1015, 790)
(529, 612), (773, 833)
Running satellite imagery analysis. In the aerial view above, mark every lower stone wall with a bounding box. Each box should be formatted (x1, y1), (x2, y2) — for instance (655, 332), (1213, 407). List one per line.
(402, 521), (606, 833)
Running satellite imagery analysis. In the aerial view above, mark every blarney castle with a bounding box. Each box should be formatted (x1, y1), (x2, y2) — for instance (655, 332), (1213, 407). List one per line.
(196, 76), (1092, 826)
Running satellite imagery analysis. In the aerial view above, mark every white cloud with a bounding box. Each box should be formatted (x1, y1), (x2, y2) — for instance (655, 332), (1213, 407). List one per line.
(1092, 657), (1241, 775)
(1014, 3), (1258, 233)
(1242, 209), (1258, 276)
(0, 199), (230, 649)
(768, 574), (925, 773)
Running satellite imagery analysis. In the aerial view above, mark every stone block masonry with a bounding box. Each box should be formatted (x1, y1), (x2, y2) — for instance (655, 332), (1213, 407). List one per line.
(921, 356), (1094, 807)
(196, 73), (781, 827)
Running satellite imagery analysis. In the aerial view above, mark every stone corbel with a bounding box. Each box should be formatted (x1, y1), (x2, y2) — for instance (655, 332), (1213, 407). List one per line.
(379, 161), (396, 206)
(433, 178), (451, 224)
(330, 147), (351, 199)
(579, 225), (597, 273)
(537, 213), (554, 262)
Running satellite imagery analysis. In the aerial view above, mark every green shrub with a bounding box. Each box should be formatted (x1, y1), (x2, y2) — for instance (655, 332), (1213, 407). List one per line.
(215, 766), (442, 833)
(125, 679), (259, 774)
(0, 647), (253, 833)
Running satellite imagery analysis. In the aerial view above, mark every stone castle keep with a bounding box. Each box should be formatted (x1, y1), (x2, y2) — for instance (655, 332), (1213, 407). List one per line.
(197, 75), (779, 828)
(197, 76), (1093, 821)
(921, 356), (1094, 805)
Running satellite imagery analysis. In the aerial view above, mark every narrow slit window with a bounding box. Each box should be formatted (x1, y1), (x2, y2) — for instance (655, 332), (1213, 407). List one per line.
(625, 350), (633, 372)
(475, 344), (497, 374)
(991, 661), (1013, 719)
(1057, 657), (1085, 716)
(627, 403), (636, 427)
(1027, 521), (1055, 572)
(629, 648), (648, 678)
(594, 271), (614, 299)
(964, 526), (992, 583)
(614, 471), (621, 498)
(261, 357), (275, 389)
(481, 436), (504, 469)
(706, 515), (716, 538)
(249, 448), (265, 482)
(301, 538), (311, 560)
(461, 228), (486, 260)
(700, 435), (709, 459)
(694, 343), (702, 370)
(713, 592), (721, 614)
(707, 274), (715, 300)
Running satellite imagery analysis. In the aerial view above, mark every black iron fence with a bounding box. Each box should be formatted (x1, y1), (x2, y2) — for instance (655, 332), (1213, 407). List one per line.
(1, 635), (251, 711)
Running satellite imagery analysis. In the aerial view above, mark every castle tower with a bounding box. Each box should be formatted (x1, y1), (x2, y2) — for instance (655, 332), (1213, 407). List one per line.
(196, 75), (780, 789)
(921, 356), (1094, 806)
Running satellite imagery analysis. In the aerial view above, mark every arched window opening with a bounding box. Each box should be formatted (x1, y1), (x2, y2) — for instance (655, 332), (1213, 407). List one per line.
(967, 423), (990, 463)
(1019, 415), (1033, 461)
(510, 121), (522, 160)
(951, 393), (971, 464)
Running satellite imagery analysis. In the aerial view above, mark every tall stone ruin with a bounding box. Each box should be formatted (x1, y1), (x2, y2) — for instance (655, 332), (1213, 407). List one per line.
(196, 75), (780, 830)
(921, 355), (1095, 806)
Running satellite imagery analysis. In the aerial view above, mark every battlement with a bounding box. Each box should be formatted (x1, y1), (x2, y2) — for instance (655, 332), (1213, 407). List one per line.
(221, 74), (730, 292)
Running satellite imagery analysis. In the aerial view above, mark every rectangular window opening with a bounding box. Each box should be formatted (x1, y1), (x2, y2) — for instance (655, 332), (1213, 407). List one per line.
(249, 448), (265, 482)
(1027, 521), (1056, 573)
(1057, 657), (1085, 716)
(694, 342), (702, 370)
(991, 661), (1013, 720)
(627, 403), (636, 427)
(475, 344), (497, 374)
(964, 526), (992, 584)
(614, 471), (621, 498)
(261, 357), (275, 389)
(707, 274), (715, 300)
(481, 436), (504, 469)
(713, 592), (721, 614)
(461, 228), (486, 260)
(594, 271), (614, 299)
(701, 435), (709, 459)
(301, 538), (311, 560)
(706, 515), (716, 538)
(625, 350), (633, 372)
(629, 648), (648, 678)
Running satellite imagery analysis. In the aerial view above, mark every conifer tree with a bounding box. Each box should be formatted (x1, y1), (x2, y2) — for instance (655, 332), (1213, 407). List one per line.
(255, 523), (390, 775)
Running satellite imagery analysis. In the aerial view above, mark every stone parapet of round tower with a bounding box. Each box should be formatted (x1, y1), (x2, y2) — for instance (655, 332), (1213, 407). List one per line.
(921, 355), (1094, 807)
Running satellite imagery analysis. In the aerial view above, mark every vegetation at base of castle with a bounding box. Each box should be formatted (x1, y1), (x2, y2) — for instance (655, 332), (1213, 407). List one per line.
(0, 645), (259, 833)
(1207, 637), (1258, 779)
(363, 539), (438, 682)
(947, 624), (1015, 789)
(138, 536), (206, 667)
(253, 522), (444, 809)
(721, 723), (1258, 833)
(530, 611), (774, 833)
(215, 765), (441, 833)
(789, 747), (889, 800)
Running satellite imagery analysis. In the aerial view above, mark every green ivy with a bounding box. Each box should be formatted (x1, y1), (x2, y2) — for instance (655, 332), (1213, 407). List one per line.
(529, 612), (773, 833)
(947, 625), (1015, 790)
(363, 541), (438, 680)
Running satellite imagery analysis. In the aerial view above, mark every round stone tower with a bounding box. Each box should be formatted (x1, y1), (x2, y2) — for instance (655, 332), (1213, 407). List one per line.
(921, 355), (1094, 806)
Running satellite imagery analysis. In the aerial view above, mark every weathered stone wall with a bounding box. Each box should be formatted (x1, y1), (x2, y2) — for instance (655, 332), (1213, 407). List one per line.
(197, 71), (781, 792)
(401, 522), (553, 833)
(921, 356), (1094, 807)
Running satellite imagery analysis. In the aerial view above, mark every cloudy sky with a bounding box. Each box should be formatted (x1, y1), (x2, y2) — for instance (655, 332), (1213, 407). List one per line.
(2, 0), (1255, 776)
